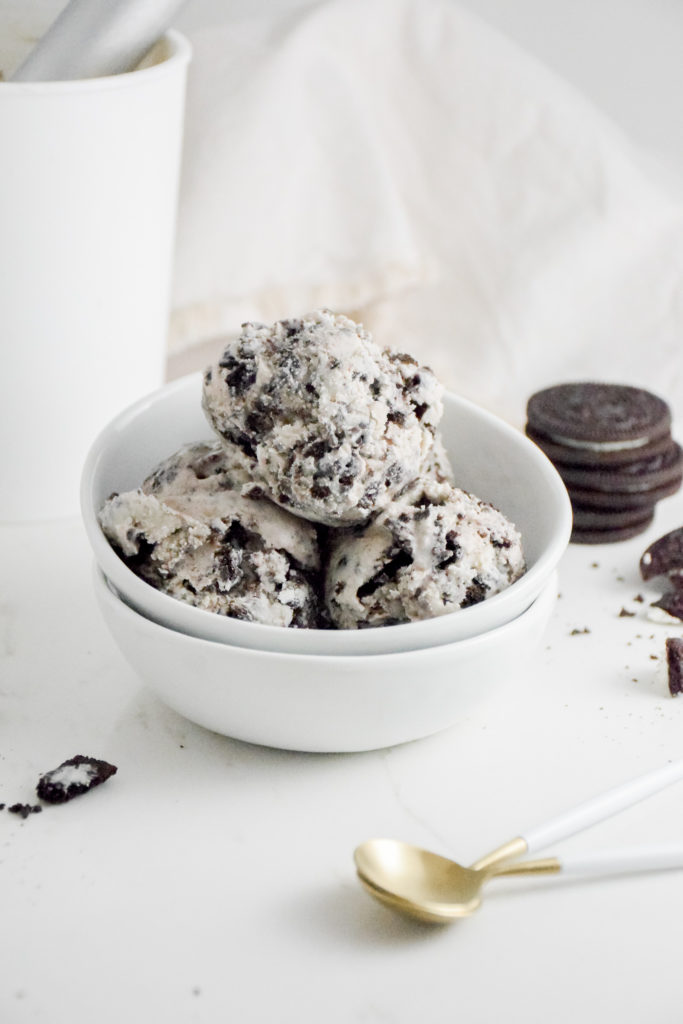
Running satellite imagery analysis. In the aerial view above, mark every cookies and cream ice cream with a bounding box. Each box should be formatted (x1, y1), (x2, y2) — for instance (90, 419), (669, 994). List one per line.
(201, 309), (443, 526)
(99, 442), (322, 628)
(324, 479), (525, 629)
(99, 310), (525, 630)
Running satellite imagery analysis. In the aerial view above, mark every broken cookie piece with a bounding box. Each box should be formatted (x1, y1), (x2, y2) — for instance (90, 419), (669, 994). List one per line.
(640, 526), (683, 624)
(36, 755), (118, 804)
(665, 637), (683, 696)
(640, 527), (683, 581)
(650, 582), (683, 623)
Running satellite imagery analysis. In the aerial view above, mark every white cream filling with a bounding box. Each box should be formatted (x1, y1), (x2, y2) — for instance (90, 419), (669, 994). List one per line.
(646, 605), (682, 625)
(548, 433), (650, 452)
(48, 763), (97, 788)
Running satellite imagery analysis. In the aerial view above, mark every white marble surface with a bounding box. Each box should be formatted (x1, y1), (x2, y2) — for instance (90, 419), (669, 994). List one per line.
(2, 485), (683, 1022)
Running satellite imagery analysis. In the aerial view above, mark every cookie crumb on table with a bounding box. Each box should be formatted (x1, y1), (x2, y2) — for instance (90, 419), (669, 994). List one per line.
(8, 804), (42, 820)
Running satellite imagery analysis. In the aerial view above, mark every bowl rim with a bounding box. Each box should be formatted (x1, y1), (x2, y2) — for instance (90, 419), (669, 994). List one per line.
(81, 373), (572, 653)
(96, 565), (560, 666)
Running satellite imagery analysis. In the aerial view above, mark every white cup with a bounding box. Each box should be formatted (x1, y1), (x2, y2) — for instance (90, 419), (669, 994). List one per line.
(0, 30), (191, 521)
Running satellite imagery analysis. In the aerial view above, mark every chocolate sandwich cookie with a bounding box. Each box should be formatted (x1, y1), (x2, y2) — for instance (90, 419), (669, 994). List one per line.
(556, 442), (683, 494)
(559, 441), (682, 513)
(526, 381), (678, 544)
(571, 510), (655, 545)
(526, 383), (671, 462)
(571, 503), (656, 532)
(525, 426), (673, 468)
(565, 481), (678, 511)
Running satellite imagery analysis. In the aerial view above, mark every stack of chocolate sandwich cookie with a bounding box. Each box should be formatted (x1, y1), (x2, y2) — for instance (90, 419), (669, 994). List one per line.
(525, 382), (682, 544)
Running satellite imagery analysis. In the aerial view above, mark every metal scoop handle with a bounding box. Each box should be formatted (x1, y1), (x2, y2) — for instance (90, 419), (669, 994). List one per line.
(12, 0), (187, 82)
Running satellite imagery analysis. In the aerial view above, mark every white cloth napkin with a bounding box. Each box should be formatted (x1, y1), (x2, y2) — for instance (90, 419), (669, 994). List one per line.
(3, 0), (681, 424)
(170, 0), (683, 424)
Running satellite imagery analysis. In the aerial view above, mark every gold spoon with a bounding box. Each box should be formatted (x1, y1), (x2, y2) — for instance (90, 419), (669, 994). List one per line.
(354, 758), (683, 924)
(355, 840), (683, 923)
(354, 837), (558, 923)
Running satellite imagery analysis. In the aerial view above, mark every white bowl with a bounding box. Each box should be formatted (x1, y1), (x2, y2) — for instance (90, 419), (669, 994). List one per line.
(94, 566), (558, 752)
(81, 373), (571, 655)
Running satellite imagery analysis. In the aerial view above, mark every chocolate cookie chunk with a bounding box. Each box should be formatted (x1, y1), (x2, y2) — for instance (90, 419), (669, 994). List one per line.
(37, 756), (118, 804)
(665, 637), (683, 696)
(527, 383), (671, 453)
(640, 527), (683, 580)
(651, 583), (683, 622)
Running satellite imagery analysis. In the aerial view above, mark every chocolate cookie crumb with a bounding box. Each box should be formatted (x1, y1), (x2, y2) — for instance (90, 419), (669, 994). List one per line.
(36, 755), (118, 804)
(665, 637), (683, 696)
(8, 804), (42, 819)
(570, 627), (591, 635)
(619, 608), (636, 617)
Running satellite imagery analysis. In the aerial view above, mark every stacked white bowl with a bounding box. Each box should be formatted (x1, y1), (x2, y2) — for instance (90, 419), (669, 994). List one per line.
(82, 374), (571, 752)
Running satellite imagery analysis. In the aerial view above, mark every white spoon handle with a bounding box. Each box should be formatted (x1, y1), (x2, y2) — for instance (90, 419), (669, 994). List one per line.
(558, 844), (683, 877)
(522, 759), (683, 855)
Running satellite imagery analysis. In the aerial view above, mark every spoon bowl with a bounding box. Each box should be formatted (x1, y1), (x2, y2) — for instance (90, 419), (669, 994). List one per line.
(354, 837), (527, 923)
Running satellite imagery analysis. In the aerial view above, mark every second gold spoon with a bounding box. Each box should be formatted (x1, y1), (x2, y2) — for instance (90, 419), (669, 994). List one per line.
(354, 838), (558, 923)
(354, 758), (683, 923)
